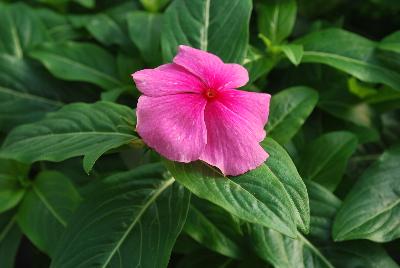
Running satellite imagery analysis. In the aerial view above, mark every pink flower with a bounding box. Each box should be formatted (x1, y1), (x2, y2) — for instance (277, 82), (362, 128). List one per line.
(132, 46), (271, 176)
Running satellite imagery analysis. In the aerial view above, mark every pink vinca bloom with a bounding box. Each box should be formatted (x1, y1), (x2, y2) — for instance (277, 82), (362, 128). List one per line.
(132, 45), (271, 176)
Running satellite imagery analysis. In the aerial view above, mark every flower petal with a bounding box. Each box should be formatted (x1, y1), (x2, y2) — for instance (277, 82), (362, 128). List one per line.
(136, 94), (207, 162)
(132, 63), (204, 96)
(200, 99), (269, 176)
(217, 89), (271, 141)
(173, 45), (249, 90)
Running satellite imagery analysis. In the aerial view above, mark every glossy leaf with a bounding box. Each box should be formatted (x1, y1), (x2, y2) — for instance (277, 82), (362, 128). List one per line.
(0, 211), (22, 268)
(380, 31), (400, 54)
(243, 47), (275, 84)
(75, 0), (95, 8)
(84, 14), (128, 47)
(257, 0), (297, 45)
(0, 159), (28, 213)
(281, 44), (304, 66)
(127, 11), (162, 66)
(17, 171), (81, 256)
(309, 182), (398, 268)
(296, 28), (400, 91)
(29, 42), (123, 90)
(306, 181), (341, 241)
(0, 3), (48, 57)
(299, 131), (358, 191)
(324, 241), (399, 268)
(247, 226), (334, 268)
(308, 181), (397, 268)
(333, 145), (400, 242)
(184, 198), (244, 259)
(0, 102), (137, 173)
(166, 137), (310, 238)
(36, 8), (82, 42)
(51, 163), (190, 268)
(0, 55), (66, 131)
(248, 180), (397, 268)
(266, 86), (319, 144)
(0, 175), (25, 214)
(162, 0), (252, 63)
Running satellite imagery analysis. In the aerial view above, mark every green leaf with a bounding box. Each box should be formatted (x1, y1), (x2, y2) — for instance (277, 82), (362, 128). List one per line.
(299, 131), (358, 191)
(166, 137), (310, 238)
(296, 28), (400, 91)
(380, 31), (400, 54)
(73, 0), (95, 8)
(184, 198), (244, 259)
(306, 181), (341, 242)
(0, 102), (137, 173)
(266, 86), (319, 144)
(116, 52), (143, 84)
(36, 8), (82, 42)
(262, 138), (310, 233)
(0, 211), (21, 268)
(324, 241), (399, 268)
(248, 181), (397, 268)
(51, 163), (190, 268)
(0, 175), (25, 213)
(308, 184), (398, 268)
(333, 145), (400, 242)
(257, 0), (297, 45)
(40, 0), (95, 8)
(280, 44), (304, 66)
(162, 0), (252, 63)
(0, 55), (66, 131)
(17, 171), (81, 256)
(140, 0), (170, 12)
(247, 226), (334, 268)
(29, 42), (123, 90)
(243, 47), (275, 84)
(127, 11), (162, 66)
(84, 14), (128, 47)
(0, 3), (49, 58)
(0, 159), (28, 213)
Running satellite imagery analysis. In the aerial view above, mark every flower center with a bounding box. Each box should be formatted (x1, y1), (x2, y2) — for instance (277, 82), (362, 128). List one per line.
(204, 88), (218, 99)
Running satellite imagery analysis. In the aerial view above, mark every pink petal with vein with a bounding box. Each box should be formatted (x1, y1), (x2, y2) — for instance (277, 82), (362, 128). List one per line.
(200, 98), (269, 176)
(132, 63), (203, 96)
(173, 45), (249, 90)
(132, 45), (271, 176)
(217, 89), (271, 142)
(136, 94), (207, 162)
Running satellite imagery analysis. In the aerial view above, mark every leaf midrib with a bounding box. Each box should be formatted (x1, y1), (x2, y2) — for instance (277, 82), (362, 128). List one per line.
(270, 2), (280, 43)
(307, 138), (354, 181)
(264, 162), (308, 230)
(101, 177), (175, 268)
(188, 205), (241, 258)
(0, 85), (64, 107)
(298, 232), (334, 268)
(33, 184), (67, 227)
(336, 197), (400, 240)
(178, 162), (296, 237)
(267, 92), (315, 133)
(3, 132), (135, 149)
(200, 0), (211, 51)
(10, 15), (23, 58)
(32, 52), (122, 87)
(303, 51), (400, 81)
(0, 216), (16, 243)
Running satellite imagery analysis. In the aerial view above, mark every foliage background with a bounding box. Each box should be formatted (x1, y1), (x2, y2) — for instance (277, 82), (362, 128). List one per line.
(0, 0), (399, 267)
